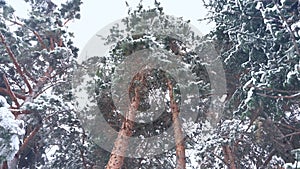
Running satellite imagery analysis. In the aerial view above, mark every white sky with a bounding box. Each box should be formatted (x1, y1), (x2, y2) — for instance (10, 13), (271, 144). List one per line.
(9, 0), (215, 54)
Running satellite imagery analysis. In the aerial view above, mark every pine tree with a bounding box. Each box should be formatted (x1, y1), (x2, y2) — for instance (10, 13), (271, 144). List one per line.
(201, 0), (300, 168)
(73, 1), (215, 168)
(0, 0), (95, 168)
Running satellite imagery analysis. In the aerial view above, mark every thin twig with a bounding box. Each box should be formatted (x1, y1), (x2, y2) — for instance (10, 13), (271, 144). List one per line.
(281, 131), (300, 139)
(63, 18), (72, 26)
(275, 122), (300, 132)
(257, 92), (300, 99)
(211, 152), (228, 166)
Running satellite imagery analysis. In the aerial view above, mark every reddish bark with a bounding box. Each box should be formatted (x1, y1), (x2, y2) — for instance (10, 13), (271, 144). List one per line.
(1, 161), (8, 169)
(167, 79), (186, 169)
(2, 74), (20, 108)
(105, 87), (140, 169)
(222, 145), (236, 169)
(0, 33), (33, 94)
(16, 125), (41, 156)
(106, 70), (187, 169)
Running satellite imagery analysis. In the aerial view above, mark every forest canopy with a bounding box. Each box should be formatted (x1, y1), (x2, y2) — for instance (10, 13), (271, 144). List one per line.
(0, 0), (299, 168)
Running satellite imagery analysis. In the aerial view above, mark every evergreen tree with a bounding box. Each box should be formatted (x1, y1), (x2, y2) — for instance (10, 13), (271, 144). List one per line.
(73, 1), (216, 168)
(1, 0), (298, 168)
(201, 0), (300, 168)
(0, 0), (96, 168)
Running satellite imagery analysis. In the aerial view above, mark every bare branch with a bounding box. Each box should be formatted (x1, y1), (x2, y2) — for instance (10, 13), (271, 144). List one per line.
(257, 92), (300, 99)
(281, 131), (300, 139)
(0, 87), (26, 100)
(262, 149), (276, 167)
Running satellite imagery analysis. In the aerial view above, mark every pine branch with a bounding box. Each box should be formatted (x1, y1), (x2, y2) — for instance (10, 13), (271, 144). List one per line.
(0, 87), (26, 100)
(244, 83), (300, 94)
(256, 92), (300, 99)
(273, 1), (300, 56)
(2, 74), (20, 108)
(16, 124), (41, 157)
(7, 19), (47, 49)
(22, 68), (38, 84)
(0, 33), (33, 94)
(276, 122), (300, 132)
(50, 37), (55, 50)
(281, 131), (300, 139)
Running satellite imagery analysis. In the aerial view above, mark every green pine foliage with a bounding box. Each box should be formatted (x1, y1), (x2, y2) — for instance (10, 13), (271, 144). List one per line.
(0, 0), (97, 168)
(1, 0), (299, 168)
(202, 0), (300, 168)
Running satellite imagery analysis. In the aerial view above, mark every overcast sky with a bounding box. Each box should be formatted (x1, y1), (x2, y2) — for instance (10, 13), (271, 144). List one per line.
(10, 0), (214, 54)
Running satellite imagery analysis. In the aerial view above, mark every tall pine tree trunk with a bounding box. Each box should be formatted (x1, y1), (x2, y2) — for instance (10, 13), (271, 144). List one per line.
(105, 87), (140, 169)
(167, 79), (186, 169)
(105, 70), (186, 168)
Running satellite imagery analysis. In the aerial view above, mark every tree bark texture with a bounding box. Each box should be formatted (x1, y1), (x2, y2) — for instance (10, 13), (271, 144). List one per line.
(105, 87), (140, 169)
(106, 70), (186, 168)
(167, 79), (186, 169)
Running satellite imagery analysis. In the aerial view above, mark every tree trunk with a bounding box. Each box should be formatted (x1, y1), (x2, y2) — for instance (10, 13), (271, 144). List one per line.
(105, 87), (140, 169)
(167, 79), (186, 169)
(222, 145), (236, 169)
(106, 71), (186, 169)
(1, 161), (8, 169)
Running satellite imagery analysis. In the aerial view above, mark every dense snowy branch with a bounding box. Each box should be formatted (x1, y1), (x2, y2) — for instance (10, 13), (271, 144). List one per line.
(2, 74), (20, 108)
(7, 19), (47, 49)
(273, 0), (300, 56)
(0, 33), (33, 94)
